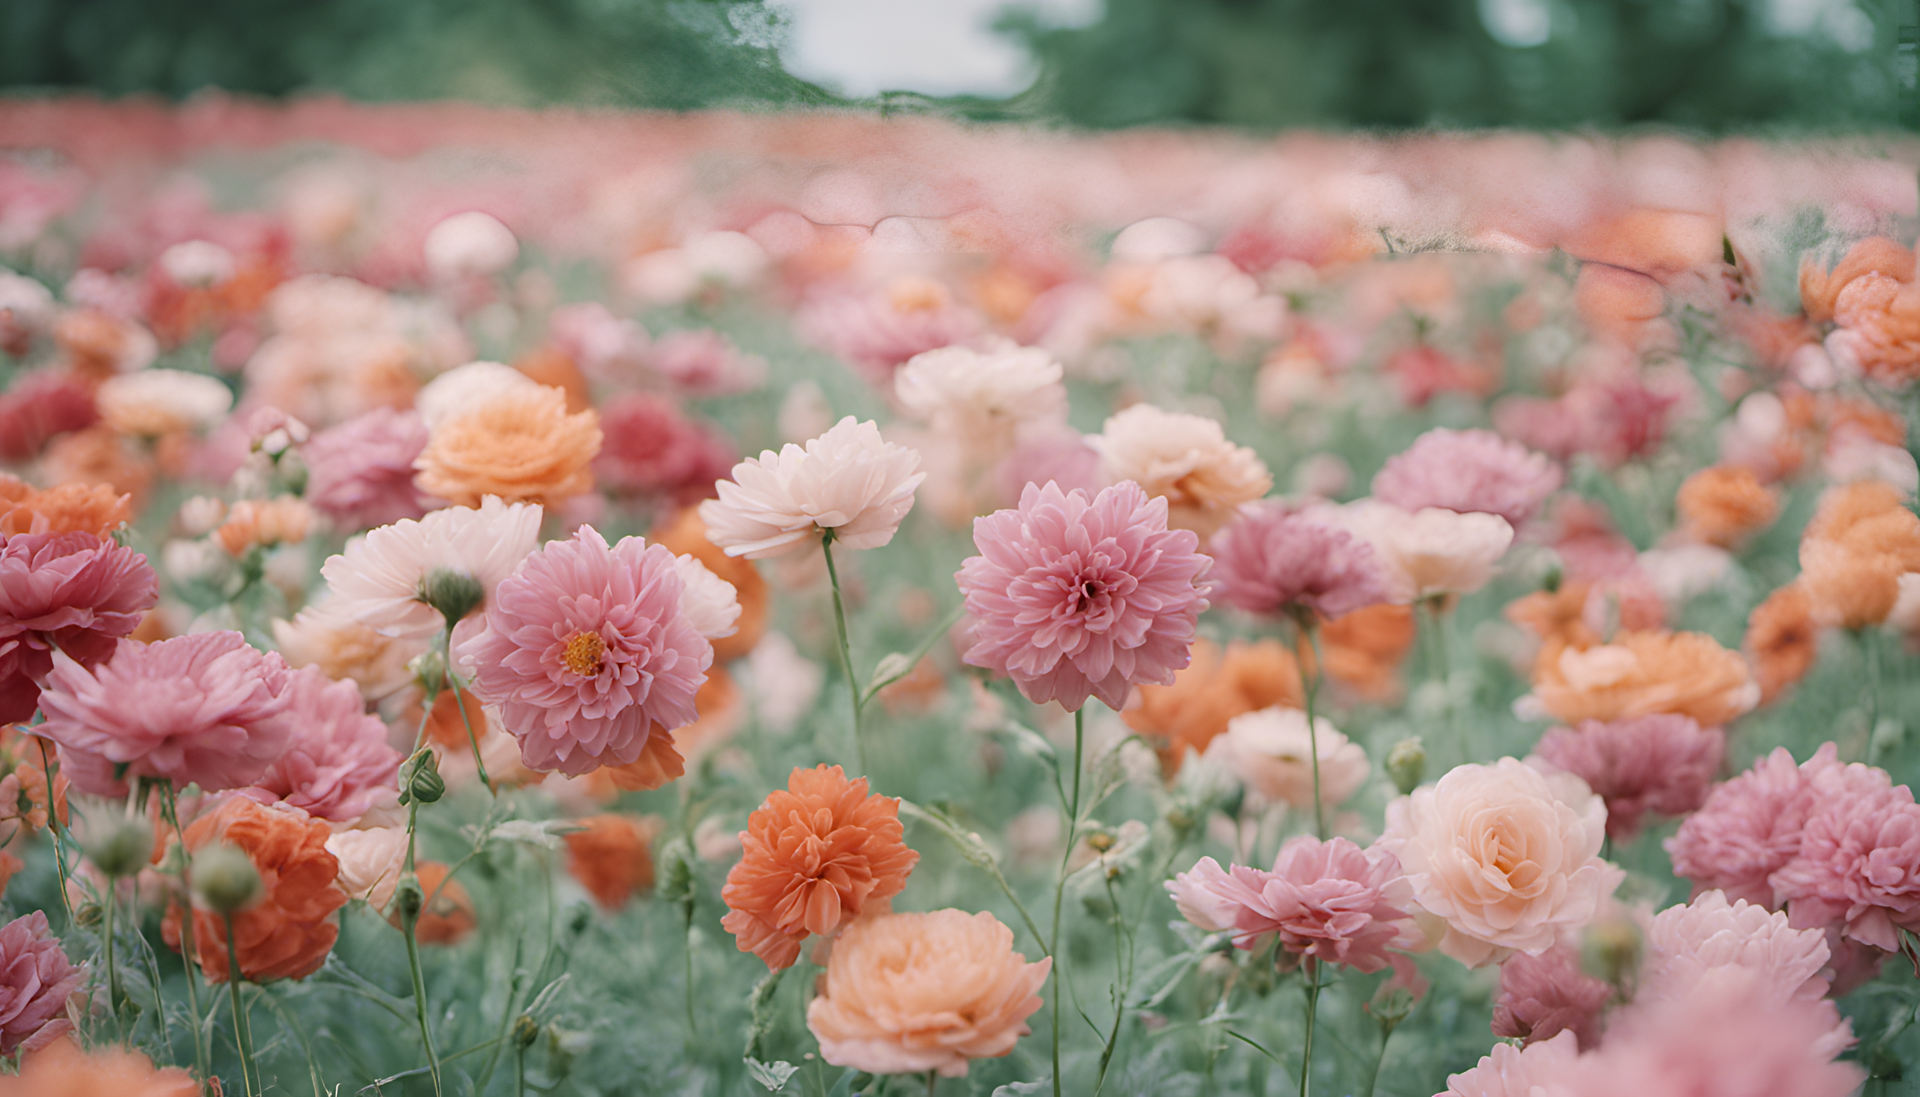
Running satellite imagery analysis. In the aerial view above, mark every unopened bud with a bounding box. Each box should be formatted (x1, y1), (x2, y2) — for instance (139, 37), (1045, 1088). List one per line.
(408, 649), (448, 699)
(1369, 984), (1415, 1028)
(1581, 916), (1642, 988)
(400, 749), (444, 806)
(73, 902), (103, 928)
(512, 1014), (540, 1049)
(86, 817), (155, 879)
(394, 873), (425, 921)
(192, 844), (262, 914)
(1385, 737), (1426, 796)
(420, 567), (485, 626)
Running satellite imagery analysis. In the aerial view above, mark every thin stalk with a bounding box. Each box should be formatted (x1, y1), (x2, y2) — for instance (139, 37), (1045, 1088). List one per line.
(1049, 706), (1086, 1097)
(102, 874), (121, 1023)
(159, 782), (212, 1084)
(225, 917), (259, 1097)
(1421, 599), (1464, 762)
(821, 532), (865, 773)
(35, 740), (75, 930)
(1863, 628), (1883, 750)
(926, 1071), (937, 1097)
(1300, 619), (1327, 841)
(1363, 1020), (1401, 1097)
(517, 1043), (527, 1097)
(401, 799), (444, 1097)
(1299, 960), (1320, 1097)
(443, 628), (492, 794)
(683, 902), (698, 1048)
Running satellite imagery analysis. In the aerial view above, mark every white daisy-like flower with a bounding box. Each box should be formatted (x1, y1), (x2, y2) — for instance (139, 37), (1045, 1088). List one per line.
(894, 339), (1067, 456)
(318, 495), (542, 639)
(698, 416), (925, 559)
(96, 368), (233, 435)
(673, 553), (742, 640)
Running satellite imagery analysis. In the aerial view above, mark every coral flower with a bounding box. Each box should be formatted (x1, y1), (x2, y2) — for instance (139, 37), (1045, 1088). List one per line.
(38, 631), (293, 796)
(414, 386), (602, 507)
(1828, 268), (1920, 386)
(1123, 638), (1303, 773)
(650, 507), (767, 662)
(1093, 404), (1271, 536)
(720, 765), (919, 971)
(1526, 630), (1757, 728)
(0, 1038), (198, 1097)
(957, 480), (1211, 711)
(458, 526), (712, 776)
(1318, 602), (1416, 701)
(1676, 465), (1780, 548)
(1208, 501), (1392, 619)
(213, 495), (314, 556)
(1665, 744), (1840, 908)
(319, 495), (542, 640)
(162, 797), (345, 982)
(0, 912), (83, 1055)
(1797, 480), (1920, 629)
(301, 407), (434, 530)
(593, 393), (736, 506)
(1371, 428), (1563, 527)
(1744, 583), (1819, 706)
(271, 602), (423, 703)
(699, 416), (925, 559)
(1800, 236), (1914, 323)
(1531, 715), (1725, 841)
(564, 813), (659, 910)
(1492, 943), (1610, 1049)
(0, 530), (157, 724)
(1167, 837), (1418, 971)
(0, 478), (130, 537)
(806, 909), (1048, 1079)
(238, 666), (402, 824)
(391, 860), (478, 945)
(326, 827), (407, 911)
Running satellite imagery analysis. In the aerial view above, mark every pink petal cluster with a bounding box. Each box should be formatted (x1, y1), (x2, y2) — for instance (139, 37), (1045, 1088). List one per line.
(458, 526), (712, 776)
(238, 666), (403, 823)
(1207, 500), (1392, 619)
(796, 289), (980, 381)
(1371, 428), (1564, 527)
(1493, 377), (1683, 469)
(1442, 1029), (1580, 1097)
(0, 911), (84, 1055)
(956, 480), (1210, 711)
(1770, 759), (1920, 953)
(0, 372), (97, 462)
(592, 393), (736, 506)
(37, 631), (294, 795)
(648, 328), (764, 396)
(1165, 836), (1418, 973)
(0, 530), (157, 724)
(1639, 891), (1839, 1047)
(1664, 744), (1838, 908)
(1491, 943), (1612, 1050)
(1532, 716), (1725, 841)
(301, 407), (434, 530)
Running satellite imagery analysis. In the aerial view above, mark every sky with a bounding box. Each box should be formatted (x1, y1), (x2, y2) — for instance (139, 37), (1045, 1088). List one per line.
(772, 0), (1101, 99)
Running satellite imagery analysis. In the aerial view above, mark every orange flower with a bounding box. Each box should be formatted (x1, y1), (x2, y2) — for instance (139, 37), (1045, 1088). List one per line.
(1123, 638), (1302, 774)
(650, 507), (768, 662)
(41, 426), (154, 511)
(0, 477), (131, 537)
(1318, 603), (1416, 701)
(1676, 465), (1779, 548)
(413, 386), (601, 507)
(0, 728), (69, 833)
(1530, 630), (1758, 728)
(1830, 270), (1920, 385)
(1745, 583), (1820, 706)
(597, 667), (741, 792)
(601, 729), (688, 793)
(424, 687), (487, 751)
(564, 814), (661, 910)
(721, 765), (919, 971)
(393, 860), (479, 945)
(515, 345), (592, 413)
(161, 797), (345, 983)
(1799, 481), (1920, 629)
(213, 495), (315, 556)
(1505, 581), (1599, 652)
(0, 1036), (198, 1097)
(1800, 236), (1915, 323)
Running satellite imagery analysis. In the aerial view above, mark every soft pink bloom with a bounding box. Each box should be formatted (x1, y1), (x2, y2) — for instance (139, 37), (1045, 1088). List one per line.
(0, 911), (84, 1055)
(1372, 428), (1563, 527)
(993, 431), (1103, 504)
(592, 394), (736, 506)
(546, 302), (649, 386)
(648, 328), (764, 396)
(1532, 716), (1724, 841)
(1770, 759), (1920, 952)
(1441, 1029), (1580, 1097)
(37, 631), (293, 796)
(1493, 378), (1683, 468)
(1492, 943), (1611, 1050)
(1207, 501), (1392, 619)
(699, 417), (925, 559)
(0, 372), (96, 462)
(0, 531), (157, 724)
(238, 666), (403, 824)
(1664, 745), (1840, 909)
(796, 287), (980, 382)
(302, 408), (435, 530)
(956, 480), (1210, 711)
(458, 526), (712, 776)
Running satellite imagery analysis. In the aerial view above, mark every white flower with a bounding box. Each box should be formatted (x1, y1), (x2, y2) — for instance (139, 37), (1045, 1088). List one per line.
(96, 369), (233, 435)
(1440, 1030), (1579, 1097)
(698, 416), (925, 558)
(415, 360), (543, 430)
(673, 554), (742, 640)
(743, 632), (823, 734)
(1110, 218), (1207, 261)
(622, 231), (768, 305)
(326, 827), (408, 911)
(175, 495), (228, 538)
(1824, 431), (1920, 497)
(1093, 404), (1271, 535)
(0, 270), (56, 336)
(159, 240), (237, 287)
(1202, 706), (1370, 811)
(894, 339), (1067, 457)
(318, 496), (543, 639)
(1638, 544), (1733, 608)
(1323, 501), (1513, 601)
(424, 211), (519, 281)
(162, 538), (229, 586)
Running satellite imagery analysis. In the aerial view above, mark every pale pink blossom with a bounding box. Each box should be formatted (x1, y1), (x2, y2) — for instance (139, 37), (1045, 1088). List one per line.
(1203, 707), (1371, 811)
(647, 328), (764, 396)
(0, 911), (84, 1055)
(1492, 943), (1611, 1049)
(1320, 501), (1513, 602)
(894, 340), (1067, 458)
(1441, 1029), (1580, 1097)
(1531, 716), (1724, 841)
(1639, 891), (1841, 1056)
(423, 211), (518, 281)
(325, 827), (407, 911)
(1770, 759), (1920, 952)
(238, 666), (402, 824)
(319, 495), (542, 639)
(1207, 501), (1392, 619)
(1372, 428), (1563, 527)
(301, 408), (435, 530)
(796, 283), (980, 381)
(699, 417), (925, 559)
(1665, 745), (1841, 909)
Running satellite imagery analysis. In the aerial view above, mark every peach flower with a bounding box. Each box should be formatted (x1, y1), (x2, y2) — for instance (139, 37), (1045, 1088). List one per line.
(1800, 236), (1914, 324)
(414, 386), (601, 507)
(95, 369), (232, 436)
(1744, 583), (1820, 706)
(564, 813), (661, 911)
(270, 603), (424, 703)
(1122, 638), (1303, 774)
(1323, 501), (1513, 602)
(1318, 603), (1416, 701)
(650, 507), (768, 662)
(1798, 481), (1920, 629)
(1202, 706), (1370, 811)
(806, 909), (1049, 1079)
(1528, 631), (1758, 728)
(1675, 465), (1779, 548)
(42, 427), (154, 510)
(1828, 271), (1920, 387)
(325, 826), (407, 912)
(214, 495), (314, 556)
(0, 1037), (198, 1097)
(0, 478), (130, 537)
(1093, 404), (1271, 536)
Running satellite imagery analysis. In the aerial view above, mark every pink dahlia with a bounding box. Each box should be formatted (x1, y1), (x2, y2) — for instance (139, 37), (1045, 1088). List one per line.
(956, 480), (1210, 711)
(1372, 428), (1564, 527)
(1665, 744), (1840, 909)
(0, 531), (157, 724)
(592, 393), (736, 506)
(1208, 501), (1392, 619)
(1770, 761), (1920, 952)
(1491, 942), (1611, 1050)
(238, 666), (403, 824)
(0, 911), (84, 1055)
(1533, 716), (1725, 841)
(457, 526), (712, 776)
(301, 407), (434, 531)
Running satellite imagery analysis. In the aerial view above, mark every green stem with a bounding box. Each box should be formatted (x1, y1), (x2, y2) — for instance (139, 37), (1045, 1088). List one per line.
(1050, 706), (1086, 1097)
(926, 1070), (937, 1097)
(1363, 1020), (1399, 1097)
(1421, 598), (1464, 763)
(1301, 620), (1326, 841)
(35, 740), (75, 931)
(225, 917), (259, 1097)
(401, 800), (444, 1097)
(821, 532), (866, 774)
(1299, 960), (1320, 1097)
(517, 1043), (527, 1097)
(443, 628), (493, 794)
(159, 782), (212, 1084)
(102, 870), (121, 1024)
(1862, 628), (1883, 752)
(683, 902), (698, 1048)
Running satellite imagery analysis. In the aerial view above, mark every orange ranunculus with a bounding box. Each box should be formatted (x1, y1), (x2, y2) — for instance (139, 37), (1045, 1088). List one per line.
(1829, 270), (1920, 386)
(413, 386), (601, 507)
(650, 507), (768, 662)
(1, 1036), (198, 1097)
(721, 765), (919, 971)
(1745, 582), (1820, 706)
(1123, 638), (1302, 774)
(1799, 481), (1920, 629)
(564, 814), (661, 910)
(1506, 580), (1599, 652)
(1800, 236), (1915, 323)
(1318, 603), (1417, 701)
(1531, 630), (1758, 728)
(0, 477), (131, 537)
(161, 797), (346, 983)
(1675, 465), (1780, 548)
(391, 860), (478, 946)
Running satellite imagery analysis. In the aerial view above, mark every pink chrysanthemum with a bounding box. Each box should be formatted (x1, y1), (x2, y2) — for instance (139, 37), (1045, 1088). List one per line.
(302, 408), (435, 531)
(0, 911), (84, 1055)
(956, 480), (1210, 711)
(1491, 943), (1611, 1050)
(1665, 744), (1840, 909)
(0, 530), (157, 724)
(458, 526), (712, 776)
(1208, 501), (1392, 619)
(37, 631), (294, 796)
(1639, 891), (1838, 1046)
(592, 393), (736, 506)
(1770, 761), (1920, 952)
(238, 666), (403, 824)
(1372, 428), (1564, 527)
(1533, 716), (1725, 842)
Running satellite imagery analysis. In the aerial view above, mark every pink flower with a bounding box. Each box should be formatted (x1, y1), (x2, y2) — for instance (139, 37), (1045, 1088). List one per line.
(238, 666), (403, 824)
(302, 408), (435, 531)
(0, 372), (96, 462)
(1442, 1029), (1580, 1097)
(648, 328), (764, 396)
(956, 480), (1210, 711)
(1664, 745), (1840, 909)
(796, 286), (980, 382)
(993, 431), (1103, 504)
(36, 631), (294, 795)
(457, 526), (712, 776)
(1208, 501), (1392, 619)
(1770, 760), (1920, 952)
(1493, 378), (1683, 468)
(1492, 943), (1611, 1050)
(1372, 428), (1563, 527)
(592, 394), (736, 507)
(0, 531), (157, 724)
(0, 911), (84, 1055)
(1532, 716), (1725, 842)
(1639, 891), (1842, 1056)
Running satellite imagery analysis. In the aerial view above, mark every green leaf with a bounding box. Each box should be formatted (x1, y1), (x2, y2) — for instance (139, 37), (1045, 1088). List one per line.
(745, 1058), (799, 1092)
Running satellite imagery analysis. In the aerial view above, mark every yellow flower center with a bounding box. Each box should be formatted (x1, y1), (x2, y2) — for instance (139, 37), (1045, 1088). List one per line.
(562, 631), (606, 677)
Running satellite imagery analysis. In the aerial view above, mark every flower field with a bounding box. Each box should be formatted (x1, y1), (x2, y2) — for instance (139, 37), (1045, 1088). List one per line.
(0, 98), (1918, 1096)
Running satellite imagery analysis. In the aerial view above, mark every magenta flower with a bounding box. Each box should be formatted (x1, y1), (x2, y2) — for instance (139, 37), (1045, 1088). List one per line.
(1166, 837), (1418, 973)
(1770, 761), (1920, 953)
(592, 393), (737, 506)
(1372, 428), (1564, 527)
(238, 665), (403, 823)
(1491, 942), (1611, 1050)
(458, 526), (712, 776)
(0, 911), (84, 1055)
(302, 407), (434, 530)
(0, 531), (158, 724)
(956, 480), (1210, 711)
(37, 631), (294, 795)
(1533, 716), (1725, 842)
(1208, 501), (1391, 619)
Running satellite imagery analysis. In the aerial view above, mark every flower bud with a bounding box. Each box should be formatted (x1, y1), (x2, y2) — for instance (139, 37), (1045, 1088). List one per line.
(1385, 737), (1426, 795)
(393, 872), (425, 922)
(192, 843), (263, 914)
(400, 749), (445, 806)
(73, 902), (102, 928)
(85, 817), (155, 879)
(512, 1014), (540, 1049)
(408, 648), (448, 700)
(421, 567), (485, 626)
(1369, 983), (1415, 1029)
(1580, 913), (1642, 988)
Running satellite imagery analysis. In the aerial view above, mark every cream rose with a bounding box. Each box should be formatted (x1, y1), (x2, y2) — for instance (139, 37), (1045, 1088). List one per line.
(1379, 758), (1621, 967)
(1203, 706), (1370, 811)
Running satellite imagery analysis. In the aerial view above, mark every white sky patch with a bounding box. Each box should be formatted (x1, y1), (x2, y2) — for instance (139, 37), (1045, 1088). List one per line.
(773, 0), (1100, 98)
